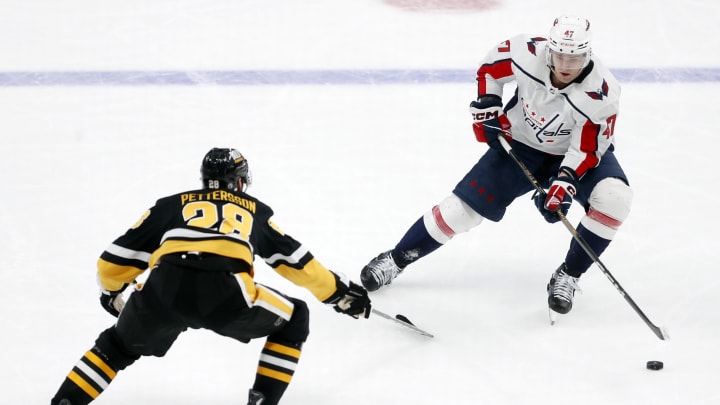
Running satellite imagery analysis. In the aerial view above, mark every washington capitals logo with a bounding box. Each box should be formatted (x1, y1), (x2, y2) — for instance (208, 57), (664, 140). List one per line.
(526, 37), (546, 56)
(586, 79), (609, 100)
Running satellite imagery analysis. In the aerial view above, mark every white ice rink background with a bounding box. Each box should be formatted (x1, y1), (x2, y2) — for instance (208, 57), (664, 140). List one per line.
(1, 1), (719, 404)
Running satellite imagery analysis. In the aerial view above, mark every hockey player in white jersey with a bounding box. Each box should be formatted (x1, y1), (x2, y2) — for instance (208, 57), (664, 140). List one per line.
(361, 16), (633, 320)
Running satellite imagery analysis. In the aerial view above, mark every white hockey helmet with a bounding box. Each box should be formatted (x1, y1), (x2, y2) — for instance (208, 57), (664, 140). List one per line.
(546, 16), (592, 69)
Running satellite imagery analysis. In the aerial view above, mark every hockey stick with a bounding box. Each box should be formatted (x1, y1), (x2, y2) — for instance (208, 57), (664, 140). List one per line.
(371, 308), (434, 338)
(497, 136), (670, 340)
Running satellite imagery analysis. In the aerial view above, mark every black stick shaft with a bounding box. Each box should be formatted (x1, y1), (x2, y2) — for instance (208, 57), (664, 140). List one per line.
(497, 137), (668, 340)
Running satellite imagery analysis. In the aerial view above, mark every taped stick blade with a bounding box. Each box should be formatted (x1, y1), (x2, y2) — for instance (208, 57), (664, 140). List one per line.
(395, 314), (415, 326)
(372, 308), (433, 338)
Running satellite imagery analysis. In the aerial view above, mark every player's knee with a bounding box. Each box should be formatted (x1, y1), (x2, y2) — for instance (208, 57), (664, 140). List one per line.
(271, 298), (309, 346)
(588, 177), (633, 220)
(94, 327), (141, 371)
(422, 194), (484, 243)
(582, 177), (633, 238)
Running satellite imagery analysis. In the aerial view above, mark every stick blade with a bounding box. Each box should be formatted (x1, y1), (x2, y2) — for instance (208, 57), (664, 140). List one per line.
(395, 314), (415, 326)
(371, 308), (434, 338)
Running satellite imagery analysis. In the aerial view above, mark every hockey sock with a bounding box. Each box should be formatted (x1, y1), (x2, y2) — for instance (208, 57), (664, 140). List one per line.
(50, 347), (119, 405)
(252, 339), (302, 405)
(393, 217), (443, 268)
(564, 223), (611, 277)
(51, 327), (140, 405)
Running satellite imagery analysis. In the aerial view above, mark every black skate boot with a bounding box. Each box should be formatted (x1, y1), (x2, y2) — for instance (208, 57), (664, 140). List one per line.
(547, 263), (581, 316)
(247, 389), (265, 405)
(360, 250), (404, 292)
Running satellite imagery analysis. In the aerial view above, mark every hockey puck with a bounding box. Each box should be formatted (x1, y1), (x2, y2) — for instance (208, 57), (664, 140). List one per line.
(646, 361), (664, 370)
(395, 314), (415, 326)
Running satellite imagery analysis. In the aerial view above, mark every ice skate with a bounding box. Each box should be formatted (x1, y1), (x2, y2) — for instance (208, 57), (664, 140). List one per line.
(547, 263), (581, 324)
(247, 389), (265, 405)
(360, 250), (404, 292)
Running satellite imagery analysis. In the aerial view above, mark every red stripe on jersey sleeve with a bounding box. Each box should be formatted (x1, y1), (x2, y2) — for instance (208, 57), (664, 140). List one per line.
(476, 59), (513, 95)
(575, 120), (601, 177)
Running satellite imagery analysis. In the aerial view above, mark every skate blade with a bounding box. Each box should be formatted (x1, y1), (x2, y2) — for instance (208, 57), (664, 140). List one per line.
(548, 308), (559, 325)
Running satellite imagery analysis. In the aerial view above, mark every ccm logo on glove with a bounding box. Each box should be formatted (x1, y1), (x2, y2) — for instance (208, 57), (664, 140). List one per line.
(470, 94), (511, 150)
(471, 108), (500, 121)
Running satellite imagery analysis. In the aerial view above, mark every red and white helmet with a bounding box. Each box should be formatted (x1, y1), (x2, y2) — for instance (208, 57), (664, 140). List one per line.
(546, 16), (592, 69)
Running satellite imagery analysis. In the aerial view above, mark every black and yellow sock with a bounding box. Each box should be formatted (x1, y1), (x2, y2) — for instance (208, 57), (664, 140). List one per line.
(252, 340), (302, 405)
(50, 348), (117, 405)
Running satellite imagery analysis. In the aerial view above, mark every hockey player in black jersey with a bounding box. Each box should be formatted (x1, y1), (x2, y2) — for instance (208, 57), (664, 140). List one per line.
(50, 147), (371, 405)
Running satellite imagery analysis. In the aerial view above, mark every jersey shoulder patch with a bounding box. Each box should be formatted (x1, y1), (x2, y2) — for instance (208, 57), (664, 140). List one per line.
(586, 78), (610, 100)
(525, 36), (547, 56)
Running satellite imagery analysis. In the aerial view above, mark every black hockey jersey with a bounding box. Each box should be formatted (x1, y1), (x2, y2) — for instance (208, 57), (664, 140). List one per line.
(97, 188), (339, 302)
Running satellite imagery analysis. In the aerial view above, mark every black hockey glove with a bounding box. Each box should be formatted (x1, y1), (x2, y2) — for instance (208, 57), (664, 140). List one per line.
(99, 284), (129, 318)
(324, 274), (371, 319)
(470, 95), (511, 151)
(533, 174), (577, 223)
(334, 281), (371, 319)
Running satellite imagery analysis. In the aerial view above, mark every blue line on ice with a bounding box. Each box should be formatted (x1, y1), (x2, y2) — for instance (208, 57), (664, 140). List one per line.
(0, 68), (717, 86)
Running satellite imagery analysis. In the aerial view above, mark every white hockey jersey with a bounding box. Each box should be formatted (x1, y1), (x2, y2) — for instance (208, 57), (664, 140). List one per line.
(476, 34), (620, 179)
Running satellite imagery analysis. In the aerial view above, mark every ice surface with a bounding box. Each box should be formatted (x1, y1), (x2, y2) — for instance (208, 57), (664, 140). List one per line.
(1, 1), (718, 404)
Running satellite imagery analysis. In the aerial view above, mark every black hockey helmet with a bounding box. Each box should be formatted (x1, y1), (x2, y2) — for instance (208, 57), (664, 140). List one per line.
(200, 148), (252, 191)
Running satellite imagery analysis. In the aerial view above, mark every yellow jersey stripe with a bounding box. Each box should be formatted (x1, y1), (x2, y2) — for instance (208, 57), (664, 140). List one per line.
(148, 239), (253, 268)
(273, 258), (336, 302)
(97, 259), (144, 292)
